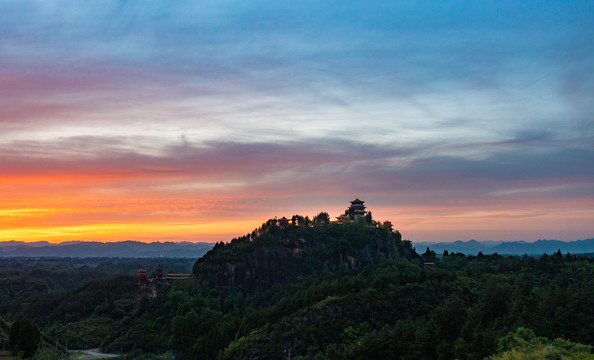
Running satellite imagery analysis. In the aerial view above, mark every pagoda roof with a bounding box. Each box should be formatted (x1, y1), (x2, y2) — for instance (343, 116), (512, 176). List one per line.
(350, 198), (365, 204)
(279, 216), (289, 221)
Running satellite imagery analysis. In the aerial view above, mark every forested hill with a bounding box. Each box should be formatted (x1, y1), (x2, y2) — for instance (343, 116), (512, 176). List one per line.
(193, 212), (419, 291)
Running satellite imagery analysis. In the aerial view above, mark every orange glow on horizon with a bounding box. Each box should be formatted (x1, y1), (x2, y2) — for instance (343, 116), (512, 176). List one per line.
(2, 168), (593, 244)
(1, 200), (593, 244)
(0, 219), (262, 244)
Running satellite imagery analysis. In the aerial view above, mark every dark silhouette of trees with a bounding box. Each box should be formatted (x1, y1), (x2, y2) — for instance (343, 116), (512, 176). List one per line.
(422, 247), (437, 262)
(365, 211), (373, 224)
(9, 318), (41, 358)
(313, 212), (330, 227)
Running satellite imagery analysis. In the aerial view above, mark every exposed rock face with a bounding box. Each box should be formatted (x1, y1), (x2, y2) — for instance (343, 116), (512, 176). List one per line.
(195, 247), (307, 291)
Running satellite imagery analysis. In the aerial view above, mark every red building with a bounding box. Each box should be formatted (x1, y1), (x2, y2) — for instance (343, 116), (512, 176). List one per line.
(137, 269), (148, 287)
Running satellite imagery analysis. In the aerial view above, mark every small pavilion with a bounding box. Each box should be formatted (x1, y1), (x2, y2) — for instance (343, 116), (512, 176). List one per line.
(278, 216), (290, 229)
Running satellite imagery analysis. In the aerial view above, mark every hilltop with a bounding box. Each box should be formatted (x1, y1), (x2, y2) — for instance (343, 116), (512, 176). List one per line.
(193, 200), (418, 291)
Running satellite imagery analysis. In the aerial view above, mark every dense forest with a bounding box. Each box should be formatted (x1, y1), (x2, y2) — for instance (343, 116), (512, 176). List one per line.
(1, 213), (593, 359)
(0, 258), (195, 358)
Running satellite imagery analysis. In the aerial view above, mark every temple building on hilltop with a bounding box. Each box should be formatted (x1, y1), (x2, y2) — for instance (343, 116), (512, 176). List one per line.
(335, 198), (368, 223)
(277, 216), (290, 229)
(349, 198), (367, 218)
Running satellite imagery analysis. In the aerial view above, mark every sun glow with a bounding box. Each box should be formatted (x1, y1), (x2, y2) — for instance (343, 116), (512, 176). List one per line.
(0, 219), (260, 243)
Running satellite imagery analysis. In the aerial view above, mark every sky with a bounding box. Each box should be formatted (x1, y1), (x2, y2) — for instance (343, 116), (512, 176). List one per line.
(1, 0), (593, 243)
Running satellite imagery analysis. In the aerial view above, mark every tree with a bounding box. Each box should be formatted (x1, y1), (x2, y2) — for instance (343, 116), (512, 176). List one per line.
(365, 211), (373, 224)
(496, 327), (538, 353)
(153, 264), (164, 280)
(422, 247), (436, 262)
(171, 309), (200, 356)
(313, 212), (330, 227)
(489, 327), (594, 360)
(9, 318), (41, 358)
(292, 215), (305, 227)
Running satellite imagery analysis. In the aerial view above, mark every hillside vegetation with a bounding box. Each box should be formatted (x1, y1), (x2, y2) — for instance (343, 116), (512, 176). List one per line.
(1, 212), (593, 359)
(193, 213), (418, 291)
(100, 214), (593, 359)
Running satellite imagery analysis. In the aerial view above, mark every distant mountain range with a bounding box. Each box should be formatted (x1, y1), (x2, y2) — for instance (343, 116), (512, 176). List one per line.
(3, 238), (593, 258)
(412, 238), (594, 256)
(0, 240), (214, 258)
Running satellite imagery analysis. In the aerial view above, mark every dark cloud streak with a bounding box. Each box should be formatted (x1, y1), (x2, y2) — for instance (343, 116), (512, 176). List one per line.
(1, 136), (591, 206)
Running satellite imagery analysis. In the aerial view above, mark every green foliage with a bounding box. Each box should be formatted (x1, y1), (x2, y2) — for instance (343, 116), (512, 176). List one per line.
(1, 268), (140, 351)
(29, 344), (64, 360)
(2, 222), (594, 360)
(9, 318), (41, 358)
(0, 257), (194, 321)
(74, 245), (594, 359)
(422, 247), (437, 262)
(46, 316), (119, 349)
(489, 327), (594, 359)
(313, 212), (330, 227)
(193, 213), (417, 279)
(215, 254), (594, 360)
(496, 327), (540, 353)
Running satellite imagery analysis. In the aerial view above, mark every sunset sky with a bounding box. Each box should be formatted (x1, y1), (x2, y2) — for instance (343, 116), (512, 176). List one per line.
(1, 1), (593, 243)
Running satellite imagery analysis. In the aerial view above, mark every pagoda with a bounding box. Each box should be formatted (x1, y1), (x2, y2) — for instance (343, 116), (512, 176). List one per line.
(349, 198), (367, 218)
(335, 198), (368, 223)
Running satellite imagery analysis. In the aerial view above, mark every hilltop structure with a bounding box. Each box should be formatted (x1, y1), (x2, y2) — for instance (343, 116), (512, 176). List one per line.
(335, 198), (368, 223)
(276, 199), (378, 227)
(349, 198), (367, 217)
(277, 216), (290, 229)
(194, 199), (416, 291)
